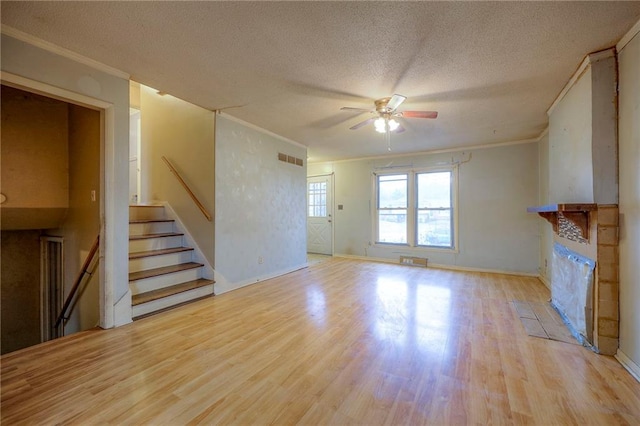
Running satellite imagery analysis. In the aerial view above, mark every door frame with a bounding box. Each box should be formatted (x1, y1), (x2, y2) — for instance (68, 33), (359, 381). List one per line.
(2, 71), (116, 329)
(307, 173), (335, 255)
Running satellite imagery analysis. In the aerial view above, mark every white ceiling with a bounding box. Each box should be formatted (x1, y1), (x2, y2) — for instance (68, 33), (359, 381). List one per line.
(2, 2), (640, 162)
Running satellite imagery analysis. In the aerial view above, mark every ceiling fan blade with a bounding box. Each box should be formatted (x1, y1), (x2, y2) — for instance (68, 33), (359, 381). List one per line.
(401, 111), (438, 119)
(394, 124), (406, 133)
(349, 117), (376, 130)
(386, 94), (407, 112)
(340, 107), (372, 112)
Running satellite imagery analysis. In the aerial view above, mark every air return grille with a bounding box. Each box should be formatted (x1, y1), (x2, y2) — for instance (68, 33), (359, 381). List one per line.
(278, 152), (303, 167)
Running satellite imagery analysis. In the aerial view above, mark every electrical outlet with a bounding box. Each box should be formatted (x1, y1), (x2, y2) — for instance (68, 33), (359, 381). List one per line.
(258, 256), (264, 264)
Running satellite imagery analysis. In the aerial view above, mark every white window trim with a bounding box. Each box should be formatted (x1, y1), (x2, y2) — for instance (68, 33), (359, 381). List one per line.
(372, 165), (459, 252)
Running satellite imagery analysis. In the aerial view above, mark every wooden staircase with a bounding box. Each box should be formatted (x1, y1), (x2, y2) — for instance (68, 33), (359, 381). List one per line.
(129, 205), (214, 319)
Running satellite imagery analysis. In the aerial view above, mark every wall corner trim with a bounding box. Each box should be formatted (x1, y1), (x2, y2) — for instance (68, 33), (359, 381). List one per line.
(617, 18), (640, 52)
(536, 127), (549, 142)
(217, 111), (307, 150)
(1, 24), (130, 80)
(546, 47), (615, 117)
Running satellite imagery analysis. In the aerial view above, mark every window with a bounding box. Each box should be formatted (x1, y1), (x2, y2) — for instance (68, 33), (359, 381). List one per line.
(377, 174), (408, 244)
(375, 168), (455, 249)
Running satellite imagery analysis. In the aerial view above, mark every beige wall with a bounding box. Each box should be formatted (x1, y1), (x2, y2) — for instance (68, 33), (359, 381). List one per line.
(0, 230), (41, 354)
(548, 68), (593, 204)
(52, 104), (101, 334)
(617, 27), (640, 376)
(309, 142), (540, 274)
(140, 85), (215, 264)
(1, 85), (69, 229)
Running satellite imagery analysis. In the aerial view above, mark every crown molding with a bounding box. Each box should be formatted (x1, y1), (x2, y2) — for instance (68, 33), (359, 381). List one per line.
(1, 25), (130, 80)
(547, 47), (615, 117)
(309, 136), (539, 165)
(617, 18), (640, 52)
(217, 111), (307, 151)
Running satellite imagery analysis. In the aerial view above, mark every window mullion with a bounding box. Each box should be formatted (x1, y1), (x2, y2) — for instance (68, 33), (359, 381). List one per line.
(408, 171), (416, 247)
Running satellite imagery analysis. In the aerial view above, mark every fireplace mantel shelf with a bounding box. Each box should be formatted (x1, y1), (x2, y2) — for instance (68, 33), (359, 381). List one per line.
(527, 203), (597, 240)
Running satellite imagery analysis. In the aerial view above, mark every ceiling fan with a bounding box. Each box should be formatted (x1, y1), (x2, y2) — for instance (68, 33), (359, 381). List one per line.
(340, 94), (438, 134)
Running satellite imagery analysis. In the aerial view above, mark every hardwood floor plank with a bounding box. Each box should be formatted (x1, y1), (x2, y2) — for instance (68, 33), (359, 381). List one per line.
(2, 257), (639, 424)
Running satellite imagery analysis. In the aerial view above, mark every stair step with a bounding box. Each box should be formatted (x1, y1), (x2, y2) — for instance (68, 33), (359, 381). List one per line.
(129, 247), (194, 260)
(129, 219), (174, 224)
(129, 232), (183, 241)
(132, 278), (214, 306)
(129, 262), (204, 282)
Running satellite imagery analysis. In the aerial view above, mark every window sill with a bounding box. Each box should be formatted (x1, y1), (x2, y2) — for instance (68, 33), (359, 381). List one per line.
(372, 243), (458, 254)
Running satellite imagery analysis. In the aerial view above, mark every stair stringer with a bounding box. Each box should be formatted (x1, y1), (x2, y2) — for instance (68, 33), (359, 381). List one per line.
(160, 202), (214, 281)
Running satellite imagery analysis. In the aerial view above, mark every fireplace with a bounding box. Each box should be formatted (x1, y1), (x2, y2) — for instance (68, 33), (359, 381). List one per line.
(528, 204), (619, 355)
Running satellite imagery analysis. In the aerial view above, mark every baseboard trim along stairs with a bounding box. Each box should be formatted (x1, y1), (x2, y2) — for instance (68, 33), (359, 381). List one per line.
(129, 205), (214, 319)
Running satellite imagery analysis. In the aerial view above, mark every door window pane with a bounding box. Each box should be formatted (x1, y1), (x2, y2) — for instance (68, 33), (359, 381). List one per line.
(308, 181), (327, 217)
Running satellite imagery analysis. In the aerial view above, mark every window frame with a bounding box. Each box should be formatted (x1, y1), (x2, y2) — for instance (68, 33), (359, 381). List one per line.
(373, 166), (458, 252)
(375, 173), (409, 245)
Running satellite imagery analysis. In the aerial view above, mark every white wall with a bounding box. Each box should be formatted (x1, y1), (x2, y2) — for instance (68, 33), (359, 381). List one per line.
(548, 52), (617, 206)
(548, 68), (593, 203)
(617, 28), (640, 377)
(1, 33), (131, 328)
(139, 85), (215, 264)
(214, 115), (307, 293)
(309, 142), (540, 274)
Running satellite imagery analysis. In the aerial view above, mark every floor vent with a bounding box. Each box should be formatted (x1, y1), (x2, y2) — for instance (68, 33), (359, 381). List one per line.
(399, 256), (428, 267)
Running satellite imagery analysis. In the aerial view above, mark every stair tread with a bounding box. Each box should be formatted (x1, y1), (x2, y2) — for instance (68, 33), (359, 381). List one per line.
(129, 247), (194, 259)
(129, 262), (204, 281)
(129, 219), (174, 224)
(132, 278), (214, 306)
(129, 232), (183, 241)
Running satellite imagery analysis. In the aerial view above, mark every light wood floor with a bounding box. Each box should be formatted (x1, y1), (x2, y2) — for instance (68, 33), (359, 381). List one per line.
(2, 258), (639, 424)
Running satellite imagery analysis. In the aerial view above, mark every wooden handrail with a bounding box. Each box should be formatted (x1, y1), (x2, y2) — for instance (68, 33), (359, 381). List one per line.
(54, 235), (100, 328)
(162, 156), (213, 222)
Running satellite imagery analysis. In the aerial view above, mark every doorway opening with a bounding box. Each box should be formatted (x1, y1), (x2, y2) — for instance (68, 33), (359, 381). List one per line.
(0, 83), (102, 354)
(129, 108), (141, 204)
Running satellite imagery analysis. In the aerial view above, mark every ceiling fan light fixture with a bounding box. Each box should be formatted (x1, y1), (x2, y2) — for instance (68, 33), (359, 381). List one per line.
(374, 117), (387, 133)
(374, 117), (399, 133)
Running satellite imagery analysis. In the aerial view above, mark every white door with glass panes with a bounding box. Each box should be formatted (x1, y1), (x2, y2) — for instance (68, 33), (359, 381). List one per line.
(307, 175), (333, 255)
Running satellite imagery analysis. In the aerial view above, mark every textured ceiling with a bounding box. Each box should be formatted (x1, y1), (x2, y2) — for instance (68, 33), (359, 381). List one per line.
(2, 1), (640, 162)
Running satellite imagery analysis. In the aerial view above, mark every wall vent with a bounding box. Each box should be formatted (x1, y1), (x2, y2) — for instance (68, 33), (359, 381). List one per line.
(399, 256), (428, 267)
(278, 152), (304, 167)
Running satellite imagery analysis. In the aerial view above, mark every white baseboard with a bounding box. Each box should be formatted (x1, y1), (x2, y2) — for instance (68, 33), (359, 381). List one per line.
(214, 263), (308, 295)
(334, 253), (538, 277)
(615, 350), (640, 383)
